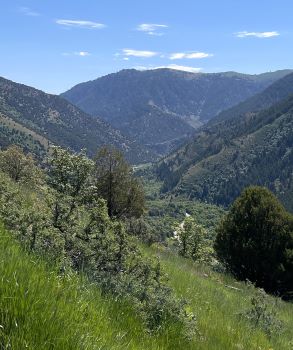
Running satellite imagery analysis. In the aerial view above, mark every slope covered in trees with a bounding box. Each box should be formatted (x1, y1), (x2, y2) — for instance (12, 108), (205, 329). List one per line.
(61, 69), (292, 155)
(156, 91), (293, 211)
(0, 77), (155, 163)
(213, 72), (293, 123)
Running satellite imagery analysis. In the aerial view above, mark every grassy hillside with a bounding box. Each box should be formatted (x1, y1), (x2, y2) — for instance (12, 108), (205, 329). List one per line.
(0, 112), (48, 158)
(0, 226), (190, 350)
(1, 225), (292, 349)
(147, 246), (293, 350)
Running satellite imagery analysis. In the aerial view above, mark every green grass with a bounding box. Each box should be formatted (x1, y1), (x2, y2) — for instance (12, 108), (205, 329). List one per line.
(1, 225), (292, 349)
(0, 226), (191, 350)
(144, 245), (293, 350)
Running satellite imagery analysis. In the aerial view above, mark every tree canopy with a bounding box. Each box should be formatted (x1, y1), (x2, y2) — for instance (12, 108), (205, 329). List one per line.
(94, 147), (145, 219)
(215, 186), (293, 298)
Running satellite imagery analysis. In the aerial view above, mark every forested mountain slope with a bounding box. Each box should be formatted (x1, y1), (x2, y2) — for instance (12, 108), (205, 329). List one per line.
(214, 72), (293, 123)
(157, 94), (293, 211)
(62, 69), (292, 155)
(0, 77), (155, 163)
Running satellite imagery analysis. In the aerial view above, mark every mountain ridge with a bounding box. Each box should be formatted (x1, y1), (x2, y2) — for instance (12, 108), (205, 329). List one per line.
(61, 68), (293, 155)
(0, 76), (156, 163)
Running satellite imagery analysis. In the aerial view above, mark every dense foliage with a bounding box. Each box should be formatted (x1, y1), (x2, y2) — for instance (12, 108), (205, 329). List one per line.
(215, 187), (293, 299)
(174, 216), (206, 261)
(0, 145), (194, 335)
(134, 165), (225, 243)
(94, 147), (145, 218)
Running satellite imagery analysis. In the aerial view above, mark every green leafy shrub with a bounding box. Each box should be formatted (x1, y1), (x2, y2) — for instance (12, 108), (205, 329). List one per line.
(173, 216), (215, 264)
(240, 283), (283, 337)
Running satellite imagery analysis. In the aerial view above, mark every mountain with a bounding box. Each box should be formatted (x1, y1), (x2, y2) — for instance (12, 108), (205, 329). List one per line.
(0, 77), (155, 163)
(213, 72), (293, 123)
(156, 75), (293, 212)
(62, 68), (292, 155)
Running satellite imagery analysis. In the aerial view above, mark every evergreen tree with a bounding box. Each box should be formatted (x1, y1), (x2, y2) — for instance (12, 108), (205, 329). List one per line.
(215, 186), (293, 298)
(94, 146), (145, 219)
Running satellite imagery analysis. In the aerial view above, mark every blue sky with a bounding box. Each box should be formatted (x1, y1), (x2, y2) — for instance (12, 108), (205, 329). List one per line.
(1, 0), (293, 94)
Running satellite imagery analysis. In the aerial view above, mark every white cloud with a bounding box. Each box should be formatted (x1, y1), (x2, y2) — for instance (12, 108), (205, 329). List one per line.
(137, 23), (168, 35)
(160, 64), (202, 73)
(122, 49), (159, 58)
(19, 7), (40, 16)
(62, 51), (91, 57)
(56, 19), (106, 29)
(169, 52), (213, 60)
(135, 64), (202, 73)
(75, 51), (90, 56)
(236, 31), (280, 38)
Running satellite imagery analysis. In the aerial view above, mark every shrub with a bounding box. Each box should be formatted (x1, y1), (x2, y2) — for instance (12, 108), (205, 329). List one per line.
(240, 283), (283, 337)
(215, 186), (293, 298)
(0, 146), (196, 336)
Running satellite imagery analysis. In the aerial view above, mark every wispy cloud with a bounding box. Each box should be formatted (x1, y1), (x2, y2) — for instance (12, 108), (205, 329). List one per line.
(62, 51), (91, 57)
(19, 7), (40, 17)
(135, 64), (202, 73)
(75, 51), (90, 56)
(169, 52), (213, 60)
(136, 23), (168, 36)
(235, 31), (280, 38)
(122, 49), (159, 58)
(56, 19), (106, 29)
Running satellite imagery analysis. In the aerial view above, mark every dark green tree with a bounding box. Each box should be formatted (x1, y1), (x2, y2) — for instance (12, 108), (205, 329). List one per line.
(94, 146), (145, 219)
(215, 186), (293, 298)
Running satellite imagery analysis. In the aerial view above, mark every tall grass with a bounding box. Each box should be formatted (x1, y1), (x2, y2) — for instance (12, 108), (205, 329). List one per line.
(0, 226), (189, 350)
(146, 246), (293, 350)
(1, 225), (292, 349)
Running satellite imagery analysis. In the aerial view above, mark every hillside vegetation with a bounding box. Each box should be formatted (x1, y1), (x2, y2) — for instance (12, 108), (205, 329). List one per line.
(0, 77), (155, 163)
(0, 145), (292, 349)
(157, 82), (293, 211)
(214, 72), (293, 123)
(1, 226), (293, 349)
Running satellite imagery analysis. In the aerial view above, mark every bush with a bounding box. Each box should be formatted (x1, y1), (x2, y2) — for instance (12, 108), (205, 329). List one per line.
(240, 283), (283, 337)
(215, 186), (293, 298)
(173, 216), (214, 263)
(0, 146), (196, 336)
